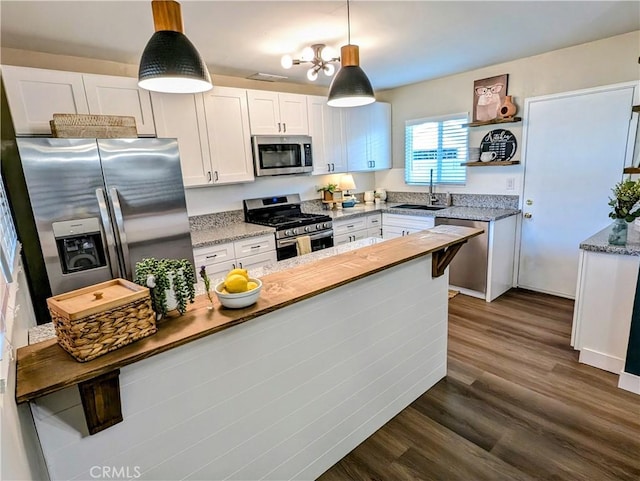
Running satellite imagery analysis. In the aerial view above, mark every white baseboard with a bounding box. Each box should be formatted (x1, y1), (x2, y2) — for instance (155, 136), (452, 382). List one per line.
(578, 348), (625, 374)
(618, 371), (640, 395)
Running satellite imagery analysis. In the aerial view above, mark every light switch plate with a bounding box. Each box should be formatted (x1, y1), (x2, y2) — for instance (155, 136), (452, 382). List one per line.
(506, 177), (516, 191)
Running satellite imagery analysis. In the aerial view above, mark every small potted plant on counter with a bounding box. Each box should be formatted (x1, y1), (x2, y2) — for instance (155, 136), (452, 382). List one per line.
(134, 258), (196, 318)
(317, 183), (340, 202)
(607, 178), (640, 245)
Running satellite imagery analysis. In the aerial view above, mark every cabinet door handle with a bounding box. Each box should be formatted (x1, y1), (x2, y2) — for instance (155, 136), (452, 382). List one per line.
(207, 171), (212, 182)
(232, 263), (236, 269)
(327, 163), (331, 172)
(205, 254), (218, 259)
(283, 123), (287, 133)
(214, 171), (219, 182)
(238, 262), (243, 268)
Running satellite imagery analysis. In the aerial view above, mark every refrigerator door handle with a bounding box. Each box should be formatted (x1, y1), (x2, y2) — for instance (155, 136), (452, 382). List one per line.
(109, 187), (133, 280)
(95, 188), (121, 278)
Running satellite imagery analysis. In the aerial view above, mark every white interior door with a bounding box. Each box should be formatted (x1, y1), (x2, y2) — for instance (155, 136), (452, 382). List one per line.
(518, 84), (636, 298)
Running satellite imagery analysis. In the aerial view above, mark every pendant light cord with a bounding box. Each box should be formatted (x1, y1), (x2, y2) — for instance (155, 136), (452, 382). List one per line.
(347, 0), (351, 45)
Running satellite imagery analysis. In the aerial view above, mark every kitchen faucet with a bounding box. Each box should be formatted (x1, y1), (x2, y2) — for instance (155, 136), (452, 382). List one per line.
(428, 169), (438, 205)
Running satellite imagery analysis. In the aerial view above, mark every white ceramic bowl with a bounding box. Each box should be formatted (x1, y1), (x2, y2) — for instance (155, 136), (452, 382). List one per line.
(214, 277), (262, 309)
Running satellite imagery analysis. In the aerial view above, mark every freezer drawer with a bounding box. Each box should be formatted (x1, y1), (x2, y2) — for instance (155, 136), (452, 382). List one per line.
(434, 218), (489, 293)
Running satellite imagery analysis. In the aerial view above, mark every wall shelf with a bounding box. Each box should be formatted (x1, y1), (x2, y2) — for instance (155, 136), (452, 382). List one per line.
(632, 105), (640, 113)
(464, 117), (522, 128)
(461, 160), (521, 167)
(623, 167), (640, 174)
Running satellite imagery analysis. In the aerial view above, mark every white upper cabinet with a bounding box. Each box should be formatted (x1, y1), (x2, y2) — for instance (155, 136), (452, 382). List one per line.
(344, 101), (391, 172)
(151, 91), (212, 187)
(82, 74), (155, 136)
(1, 65), (155, 136)
(202, 86), (254, 184)
(1, 65), (89, 135)
(151, 86), (254, 187)
(307, 95), (348, 175)
(246, 90), (309, 135)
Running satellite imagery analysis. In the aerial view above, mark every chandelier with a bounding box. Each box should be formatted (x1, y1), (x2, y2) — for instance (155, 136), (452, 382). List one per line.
(280, 44), (341, 81)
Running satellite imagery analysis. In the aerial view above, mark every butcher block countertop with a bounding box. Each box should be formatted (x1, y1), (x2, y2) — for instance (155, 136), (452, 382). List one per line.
(16, 225), (481, 405)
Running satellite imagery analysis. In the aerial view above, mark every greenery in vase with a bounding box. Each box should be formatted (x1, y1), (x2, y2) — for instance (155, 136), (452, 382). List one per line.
(316, 183), (339, 193)
(199, 265), (214, 305)
(134, 258), (196, 316)
(608, 179), (640, 222)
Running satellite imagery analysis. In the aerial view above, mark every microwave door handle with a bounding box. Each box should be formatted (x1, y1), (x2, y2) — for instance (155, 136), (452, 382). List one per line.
(108, 187), (133, 280)
(95, 188), (121, 278)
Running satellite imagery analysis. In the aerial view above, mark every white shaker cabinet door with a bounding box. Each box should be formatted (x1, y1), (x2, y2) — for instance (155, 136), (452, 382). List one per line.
(1, 65), (89, 135)
(246, 90), (281, 135)
(308, 95), (347, 175)
(203, 86), (255, 184)
(151, 92), (212, 187)
(83, 74), (156, 136)
(277, 92), (309, 135)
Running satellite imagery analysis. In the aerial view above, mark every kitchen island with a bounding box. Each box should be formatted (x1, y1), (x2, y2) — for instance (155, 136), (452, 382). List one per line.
(17, 225), (481, 481)
(573, 223), (640, 395)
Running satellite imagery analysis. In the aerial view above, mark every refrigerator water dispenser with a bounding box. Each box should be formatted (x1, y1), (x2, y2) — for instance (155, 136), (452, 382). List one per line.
(53, 218), (106, 274)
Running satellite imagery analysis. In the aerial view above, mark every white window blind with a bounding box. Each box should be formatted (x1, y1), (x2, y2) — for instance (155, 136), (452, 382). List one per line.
(405, 113), (468, 185)
(0, 175), (18, 283)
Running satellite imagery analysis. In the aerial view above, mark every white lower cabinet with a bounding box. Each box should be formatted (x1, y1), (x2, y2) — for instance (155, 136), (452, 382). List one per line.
(382, 214), (435, 239)
(334, 214), (382, 245)
(194, 235), (276, 288)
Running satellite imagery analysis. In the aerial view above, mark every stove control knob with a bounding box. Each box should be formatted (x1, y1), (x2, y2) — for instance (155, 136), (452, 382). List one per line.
(292, 228), (299, 235)
(324, 222), (331, 229)
(304, 225), (312, 233)
(285, 229), (292, 236)
(316, 223), (323, 230)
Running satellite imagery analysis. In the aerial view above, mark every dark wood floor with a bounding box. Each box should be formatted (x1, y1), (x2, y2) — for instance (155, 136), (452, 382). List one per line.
(318, 289), (640, 481)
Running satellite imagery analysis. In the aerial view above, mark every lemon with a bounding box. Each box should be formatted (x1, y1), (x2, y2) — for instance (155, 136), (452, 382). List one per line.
(246, 281), (258, 291)
(227, 268), (249, 280)
(225, 274), (248, 293)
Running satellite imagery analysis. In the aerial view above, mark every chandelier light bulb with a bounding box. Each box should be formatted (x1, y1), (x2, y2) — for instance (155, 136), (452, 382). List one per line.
(307, 68), (319, 81)
(301, 46), (314, 62)
(321, 46), (337, 62)
(323, 64), (335, 76)
(281, 54), (293, 69)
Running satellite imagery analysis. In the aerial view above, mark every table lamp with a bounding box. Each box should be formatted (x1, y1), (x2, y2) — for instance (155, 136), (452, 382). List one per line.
(340, 174), (357, 199)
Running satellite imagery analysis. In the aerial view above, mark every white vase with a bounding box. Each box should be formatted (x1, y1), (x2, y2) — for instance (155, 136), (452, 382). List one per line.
(375, 188), (387, 202)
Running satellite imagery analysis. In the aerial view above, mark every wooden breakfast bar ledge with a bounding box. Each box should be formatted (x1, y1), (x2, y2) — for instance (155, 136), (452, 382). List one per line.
(17, 225), (481, 481)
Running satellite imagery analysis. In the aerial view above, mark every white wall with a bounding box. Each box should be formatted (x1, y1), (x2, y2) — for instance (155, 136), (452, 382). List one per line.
(375, 31), (640, 198)
(0, 261), (49, 481)
(185, 171), (375, 215)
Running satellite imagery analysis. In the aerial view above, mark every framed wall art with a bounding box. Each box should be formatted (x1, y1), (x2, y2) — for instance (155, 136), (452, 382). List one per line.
(473, 74), (508, 123)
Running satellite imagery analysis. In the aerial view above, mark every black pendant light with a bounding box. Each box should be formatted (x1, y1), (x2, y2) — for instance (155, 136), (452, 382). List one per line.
(327, 0), (375, 107)
(138, 0), (212, 94)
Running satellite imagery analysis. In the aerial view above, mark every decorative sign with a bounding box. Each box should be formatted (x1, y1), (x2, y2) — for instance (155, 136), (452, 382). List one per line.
(479, 129), (517, 161)
(473, 74), (508, 123)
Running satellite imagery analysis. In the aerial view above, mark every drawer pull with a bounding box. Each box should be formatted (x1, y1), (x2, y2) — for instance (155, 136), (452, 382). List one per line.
(250, 245), (260, 249)
(205, 254), (218, 259)
(347, 224), (355, 228)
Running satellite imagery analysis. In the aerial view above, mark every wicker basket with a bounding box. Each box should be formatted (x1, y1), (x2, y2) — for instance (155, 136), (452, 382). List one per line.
(47, 279), (156, 362)
(50, 113), (138, 138)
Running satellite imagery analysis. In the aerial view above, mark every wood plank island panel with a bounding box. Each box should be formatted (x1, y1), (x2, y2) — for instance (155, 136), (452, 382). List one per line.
(16, 225), (482, 404)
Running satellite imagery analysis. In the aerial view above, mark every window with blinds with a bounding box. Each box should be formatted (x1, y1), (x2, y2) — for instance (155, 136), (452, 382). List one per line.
(405, 113), (468, 185)
(0, 175), (18, 283)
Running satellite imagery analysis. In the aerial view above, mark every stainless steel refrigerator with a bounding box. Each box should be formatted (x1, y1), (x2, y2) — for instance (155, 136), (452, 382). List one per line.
(12, 137), (194, 323)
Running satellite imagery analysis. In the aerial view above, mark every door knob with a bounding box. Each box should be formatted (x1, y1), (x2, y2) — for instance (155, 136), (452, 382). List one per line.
(524, 213), (532, 218)
(526, 199), (533, 205)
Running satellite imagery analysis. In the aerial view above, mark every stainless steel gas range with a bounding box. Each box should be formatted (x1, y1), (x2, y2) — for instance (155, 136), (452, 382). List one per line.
(243, 194), (333, 261)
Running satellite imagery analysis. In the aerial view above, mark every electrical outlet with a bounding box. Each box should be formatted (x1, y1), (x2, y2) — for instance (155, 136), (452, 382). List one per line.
(506, 177), (516, 191)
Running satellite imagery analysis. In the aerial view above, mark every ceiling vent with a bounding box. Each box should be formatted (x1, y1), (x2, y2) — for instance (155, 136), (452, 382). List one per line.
(247, 72), (288, 82)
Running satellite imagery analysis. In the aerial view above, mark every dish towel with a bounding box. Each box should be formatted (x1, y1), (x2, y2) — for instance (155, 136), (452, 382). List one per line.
(296, 236), (312, 256)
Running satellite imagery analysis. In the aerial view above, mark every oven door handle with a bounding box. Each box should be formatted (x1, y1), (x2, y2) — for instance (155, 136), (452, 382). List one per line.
(277, 230), (333, 248)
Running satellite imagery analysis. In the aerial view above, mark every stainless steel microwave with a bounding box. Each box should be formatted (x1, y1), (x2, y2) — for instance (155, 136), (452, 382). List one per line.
(252, 135), (313, 176)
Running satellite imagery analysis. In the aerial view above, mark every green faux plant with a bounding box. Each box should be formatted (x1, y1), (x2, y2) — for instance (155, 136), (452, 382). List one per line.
(134, 258), (196, 316)
(317, 183), (339, 193)
(608, 179), (640, 222)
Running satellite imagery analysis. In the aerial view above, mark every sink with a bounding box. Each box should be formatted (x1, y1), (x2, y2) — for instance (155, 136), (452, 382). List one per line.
(392, 203), (446, 211)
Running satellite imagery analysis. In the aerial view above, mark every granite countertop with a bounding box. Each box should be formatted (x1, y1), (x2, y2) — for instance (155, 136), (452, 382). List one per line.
(306, 202), (520, 222)
(580, 222), (640, 256)
(191, 223), (275, 249)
